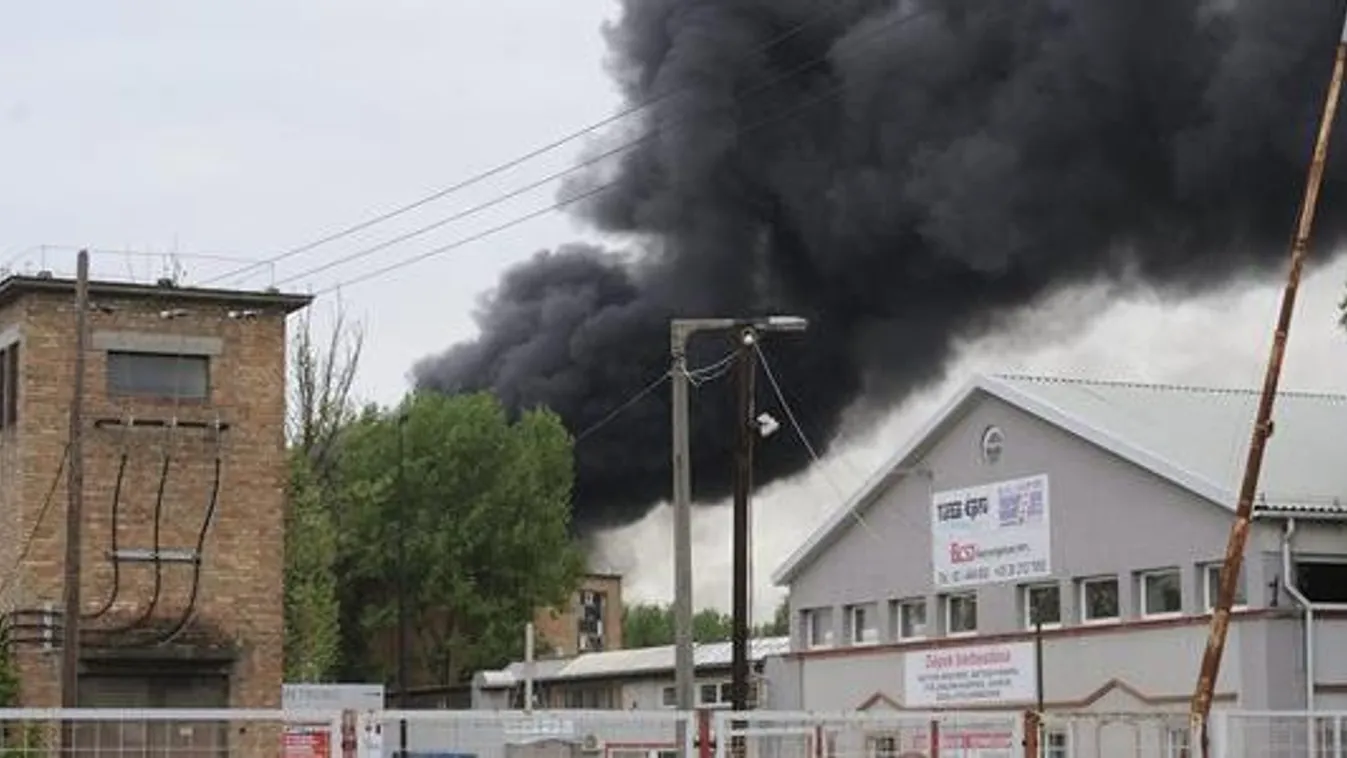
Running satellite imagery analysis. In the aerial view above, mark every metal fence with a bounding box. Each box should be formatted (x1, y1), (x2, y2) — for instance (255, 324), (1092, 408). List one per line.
(1212, 711), (1347, 758)
(1034, 711), (1193, 758)
(360, 709), (697, 758)
(711, 710), (1023, 758)
(1, 708), (1346, 757)
(0, 707), (343, 757)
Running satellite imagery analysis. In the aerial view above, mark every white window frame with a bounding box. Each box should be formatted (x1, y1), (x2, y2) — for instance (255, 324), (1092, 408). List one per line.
(1202, 562), (1247, 612)
(1080, 576), (1120, 624)
(1139, 568), (1183, 618)
(1292, 557), (1347, 608)
(1023, 583), (1062, 629)
(1044, 728), (1070, 758)
(945, 592), (978, 637)
(847, 603), (879, 645)
(1165, 725), (1191, 758)
(660, 685), (676, 708)
(895, 599), (927, 641)
(802, 608), (833, 649)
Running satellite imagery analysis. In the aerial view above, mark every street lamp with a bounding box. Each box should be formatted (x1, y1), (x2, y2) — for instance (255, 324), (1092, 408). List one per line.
(669, 315), (807, 754)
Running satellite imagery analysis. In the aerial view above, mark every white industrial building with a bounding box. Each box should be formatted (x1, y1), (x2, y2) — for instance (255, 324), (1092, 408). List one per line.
(473, 636), (790, 711)
(763, 373), (1347, 754)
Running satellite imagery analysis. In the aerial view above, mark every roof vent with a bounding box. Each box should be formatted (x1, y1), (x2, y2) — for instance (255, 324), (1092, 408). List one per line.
(980, 425), (1005, 465)
(35, 270), (53, 279)
(156, 277), (177, 288)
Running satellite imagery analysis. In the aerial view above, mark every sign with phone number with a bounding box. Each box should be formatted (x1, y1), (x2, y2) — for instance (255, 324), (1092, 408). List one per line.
(931, 474), (1051, 589)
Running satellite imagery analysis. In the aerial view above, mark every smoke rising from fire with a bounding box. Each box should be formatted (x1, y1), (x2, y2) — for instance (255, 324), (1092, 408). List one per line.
(414, 0), (1347, 534)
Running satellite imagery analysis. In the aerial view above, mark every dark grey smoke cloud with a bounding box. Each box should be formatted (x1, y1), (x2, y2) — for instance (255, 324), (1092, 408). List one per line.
(415, 0), (1347, 534)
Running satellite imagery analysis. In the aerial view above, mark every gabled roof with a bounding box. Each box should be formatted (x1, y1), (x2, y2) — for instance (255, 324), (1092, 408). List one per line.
(771, 374), (1347, 586)
(477, 636), (792, 688)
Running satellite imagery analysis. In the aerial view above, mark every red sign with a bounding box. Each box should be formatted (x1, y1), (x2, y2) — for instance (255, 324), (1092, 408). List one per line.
(284, 724), (332, 758)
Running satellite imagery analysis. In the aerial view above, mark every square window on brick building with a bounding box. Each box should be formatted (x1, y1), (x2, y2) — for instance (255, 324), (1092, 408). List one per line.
(107, 351), (210, 400)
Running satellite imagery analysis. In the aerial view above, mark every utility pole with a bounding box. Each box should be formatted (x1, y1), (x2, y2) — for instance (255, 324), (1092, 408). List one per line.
(669, 316), (806, 758)
(396, 412), (410, 758)
(730, 329), (756, 714)
(1188, 10), (1347, 758)
(60, 250), (89, 750)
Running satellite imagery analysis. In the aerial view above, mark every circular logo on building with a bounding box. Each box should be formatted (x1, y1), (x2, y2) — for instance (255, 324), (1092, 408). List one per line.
(980, 425), (1004, 465)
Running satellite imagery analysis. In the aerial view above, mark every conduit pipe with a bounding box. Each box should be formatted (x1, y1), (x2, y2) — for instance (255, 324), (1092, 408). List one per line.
(1280, 518), (1316, 754)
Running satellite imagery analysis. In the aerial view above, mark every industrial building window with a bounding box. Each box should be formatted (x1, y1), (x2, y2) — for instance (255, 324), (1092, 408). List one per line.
(846, 603), (878, 645)
(890, 599), (926, 640)
(107, 351), (209, 399)
(1139, 569), (1182, 617)
(577, 590), (606, 652)
(1165, 726), (1191, 758)
(661, 686), (676, 707)
(867, 735), (897, 758)
(1023, 583), (1061, 628)
(0, 342), (16, 430)
(1080, 576), (1119, 623)
(1295, 561), (1347, 604)
(1202, 563), (1247, 611)
(1045, 729), (1069, 758)
(945, 593), (977, 635)
(802, 608), (834, 648)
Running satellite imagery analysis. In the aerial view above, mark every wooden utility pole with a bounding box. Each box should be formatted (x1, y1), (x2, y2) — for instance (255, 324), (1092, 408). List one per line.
(730, 327), (757, 715)
(1188, 13), (1347, 757)
(61, 250), (89, 734)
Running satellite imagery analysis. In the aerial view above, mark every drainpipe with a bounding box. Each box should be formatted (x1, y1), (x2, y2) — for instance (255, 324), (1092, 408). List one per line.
(1280, 518), (1316, 752)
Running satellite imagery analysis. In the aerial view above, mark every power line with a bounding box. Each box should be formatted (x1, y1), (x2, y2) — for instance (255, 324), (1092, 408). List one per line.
(308, 7), (933, 297)
(0, 443), (71, 602)
(201, 4), (855, 289)
(573, 349), (738, 443)
(301, 4), (935, 296)
(752, 342), (891, 542)
(292, 5), (934, 294)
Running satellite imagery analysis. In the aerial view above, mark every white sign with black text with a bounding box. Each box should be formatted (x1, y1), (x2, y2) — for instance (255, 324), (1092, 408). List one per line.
(903, 641), (1037, 708)
(931, 474), (1050, 589)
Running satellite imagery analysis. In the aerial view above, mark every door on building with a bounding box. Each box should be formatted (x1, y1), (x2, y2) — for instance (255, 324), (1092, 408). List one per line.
(75, 669), (230, 756)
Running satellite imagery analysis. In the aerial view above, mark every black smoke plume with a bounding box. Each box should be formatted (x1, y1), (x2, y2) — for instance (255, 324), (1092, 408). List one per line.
(416, 0), (1347, 534)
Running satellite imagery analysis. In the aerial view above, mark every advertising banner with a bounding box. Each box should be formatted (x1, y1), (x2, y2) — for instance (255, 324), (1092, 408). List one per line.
(930, 474), (1050, 589)
(903, 641), (1037, 708)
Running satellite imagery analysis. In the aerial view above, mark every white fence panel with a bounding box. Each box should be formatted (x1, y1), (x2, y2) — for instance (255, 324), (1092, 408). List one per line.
(0, 707), (343, 758)
(1216, 711), (1347, 758)
(362, 709), (697, 758)
(1034, 711), (1194, 758)
(712, 710), (1023, 758)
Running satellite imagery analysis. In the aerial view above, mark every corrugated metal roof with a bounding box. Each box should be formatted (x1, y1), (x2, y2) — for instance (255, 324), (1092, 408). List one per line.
(772, 374), (1347, 586)
(481, 636), (791, 687)
(991, 375), (1347, 511)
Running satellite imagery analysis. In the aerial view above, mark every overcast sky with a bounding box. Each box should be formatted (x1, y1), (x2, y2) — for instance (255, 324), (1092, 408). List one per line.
(4, 2), (1346, 623)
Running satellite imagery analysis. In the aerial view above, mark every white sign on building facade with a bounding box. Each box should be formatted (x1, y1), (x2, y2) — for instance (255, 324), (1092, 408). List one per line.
(903, 641), (1037, 708)
(931, 474), (1050, 589)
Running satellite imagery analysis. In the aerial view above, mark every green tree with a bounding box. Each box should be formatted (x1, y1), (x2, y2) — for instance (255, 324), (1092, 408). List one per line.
(622, 603), (674, 648)
(756, 598), (790, 637)
(0, 622), (18, 706)
(336, 391), (584, 684)
(623, 602), (788, 648)
(282, 304), (361, 682)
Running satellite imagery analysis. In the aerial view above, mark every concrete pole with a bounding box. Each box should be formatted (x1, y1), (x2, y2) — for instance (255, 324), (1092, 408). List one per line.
(670, 323), (696, 755)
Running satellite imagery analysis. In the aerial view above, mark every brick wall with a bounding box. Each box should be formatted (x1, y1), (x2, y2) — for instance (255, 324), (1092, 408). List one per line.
(533, 573), (624, 656)
(0, 283), (303, 708)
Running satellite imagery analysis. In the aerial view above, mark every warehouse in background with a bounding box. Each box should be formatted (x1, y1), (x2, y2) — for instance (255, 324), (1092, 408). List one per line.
(473, 636), (788, 710)
(764, 374), (1347, 747)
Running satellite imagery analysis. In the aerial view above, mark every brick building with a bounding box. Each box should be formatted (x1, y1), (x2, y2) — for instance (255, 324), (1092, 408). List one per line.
(0, 273), (310, 709)
(532, 572), (623, 656)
